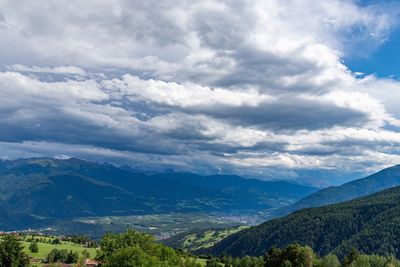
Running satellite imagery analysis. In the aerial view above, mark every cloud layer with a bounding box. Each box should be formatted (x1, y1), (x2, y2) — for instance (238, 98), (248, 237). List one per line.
(0, 0), (400, 184)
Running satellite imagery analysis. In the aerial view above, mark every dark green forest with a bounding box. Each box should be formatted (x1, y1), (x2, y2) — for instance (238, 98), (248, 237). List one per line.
(207, 186), (400, 258)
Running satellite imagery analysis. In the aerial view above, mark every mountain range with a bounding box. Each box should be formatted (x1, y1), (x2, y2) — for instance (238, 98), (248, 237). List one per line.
(268, 164), (400, 219)
(0, 157), (316, 231)
(207, 184), (400, 258)
(4, 156), (400, 259)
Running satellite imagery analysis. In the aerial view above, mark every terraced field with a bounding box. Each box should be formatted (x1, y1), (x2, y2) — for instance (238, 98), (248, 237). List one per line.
(163, 225), (250, 252)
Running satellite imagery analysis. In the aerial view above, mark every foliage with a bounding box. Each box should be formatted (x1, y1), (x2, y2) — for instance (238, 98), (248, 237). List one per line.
(347, 255), (400, 267)
(96, 230), (202, 267)
(243, 244), (400, 267)
(82, 249), (90, 259)
(228, 255), (264, 267)
(343, 248), (360, 267)
(47, 248), (79, 264)
(51, 238), (61, 245)
(11, 230), (400, 267)
(208, 186), (400, 258)
(206, 257), (220, 267)
(29, 241), (39, 253)
(264, 244), (317, 267)
(317, 254), (340, 267)
(0, 235), (30, 267)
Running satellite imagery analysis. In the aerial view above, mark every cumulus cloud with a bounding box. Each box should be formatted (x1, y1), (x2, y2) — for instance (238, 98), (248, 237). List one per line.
(0, 0), (400, 184)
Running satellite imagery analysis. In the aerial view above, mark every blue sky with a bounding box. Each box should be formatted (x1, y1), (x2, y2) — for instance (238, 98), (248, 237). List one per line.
(345, 0), (400, 78)
(346, 27), (400, 79)
(1, 0), (400, 186)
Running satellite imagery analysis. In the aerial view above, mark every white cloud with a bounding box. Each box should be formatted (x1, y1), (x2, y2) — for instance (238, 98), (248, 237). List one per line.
(103, 75), (272, 109)
(7, 64), (87, 75)
(0, 0), (399, 183)
(0, 71), (106, 102)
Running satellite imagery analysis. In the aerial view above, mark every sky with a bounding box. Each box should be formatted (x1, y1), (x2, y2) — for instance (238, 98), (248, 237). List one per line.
(1, 0), (400, 186)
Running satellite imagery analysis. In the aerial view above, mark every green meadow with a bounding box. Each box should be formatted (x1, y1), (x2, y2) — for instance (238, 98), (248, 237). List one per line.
(17, 235), (97, 266)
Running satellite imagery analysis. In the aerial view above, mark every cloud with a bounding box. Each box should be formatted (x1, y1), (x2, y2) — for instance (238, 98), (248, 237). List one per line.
(0, 0), (399, 184)
(7, 64), (87, 75)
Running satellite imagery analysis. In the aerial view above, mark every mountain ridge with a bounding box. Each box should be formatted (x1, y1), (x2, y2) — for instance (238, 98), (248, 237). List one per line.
(206, 185), (400, 258)
(268, 164), (400, 218)
(0, 157), (317, 231)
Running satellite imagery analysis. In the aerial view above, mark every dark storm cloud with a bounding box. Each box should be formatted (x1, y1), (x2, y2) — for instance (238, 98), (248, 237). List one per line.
(183, 96), (369, 131)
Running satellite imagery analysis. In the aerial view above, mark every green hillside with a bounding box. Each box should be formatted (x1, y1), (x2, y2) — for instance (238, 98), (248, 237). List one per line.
(207, 185), (400, 258)
(270, 164), (400, 219)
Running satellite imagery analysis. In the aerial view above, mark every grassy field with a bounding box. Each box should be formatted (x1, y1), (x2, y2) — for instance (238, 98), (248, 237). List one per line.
(22, 241), (97, 260)
(17, 235), (97, 266)
(188, 225), (249, 251)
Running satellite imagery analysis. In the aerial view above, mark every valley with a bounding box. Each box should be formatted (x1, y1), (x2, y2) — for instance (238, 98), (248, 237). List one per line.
(33, 213), (253, 240)
(0, 157), (315, 232)
(3, 158), (400, 266)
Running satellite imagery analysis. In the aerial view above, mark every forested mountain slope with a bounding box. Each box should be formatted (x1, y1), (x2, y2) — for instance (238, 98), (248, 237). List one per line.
(270, 164), (400, 218)
(208, 185), (400, 258)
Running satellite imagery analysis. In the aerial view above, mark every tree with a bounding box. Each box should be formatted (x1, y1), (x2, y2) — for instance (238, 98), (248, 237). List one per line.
(264, 246), (283, 267)
(81, 249), (90, 259)
(264, 244), (317, 267)
(0, 235), (30, 267)
(51, 238), (61, 245)
(223, 254), (233, 267)
(47, 249), (71, 263)
(343, 248), (360, 267)
(235, 255), (264, 267)
(101, 245), (157, 267)
(345, 254), (400, 267)
(282, 261), (292, 267)
(318, 254), (340, 267)
(66, 251), (79, 264)
(29, 241), (39, 253)
(180, 257), (202, 267)
(96, 230), (186, 267)
(205, 257), (220, 267)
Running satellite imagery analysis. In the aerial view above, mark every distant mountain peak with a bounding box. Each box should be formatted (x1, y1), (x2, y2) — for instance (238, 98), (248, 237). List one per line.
(268, 163), (400, 219)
